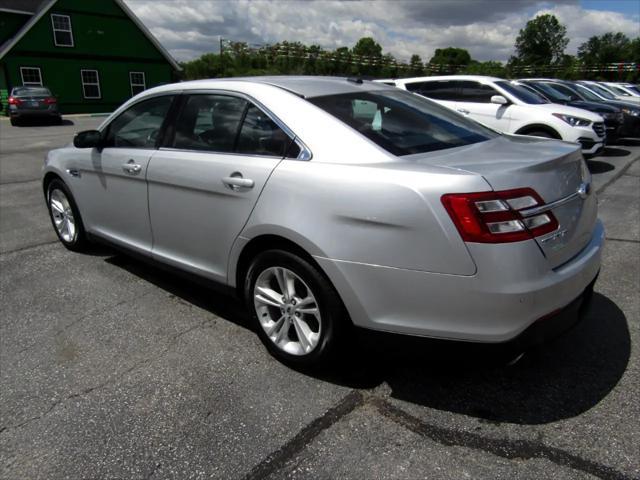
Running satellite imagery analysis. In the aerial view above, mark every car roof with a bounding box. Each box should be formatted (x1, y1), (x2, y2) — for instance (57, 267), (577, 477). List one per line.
(177, 76), (394, 98)
(395, 75), (504, 83)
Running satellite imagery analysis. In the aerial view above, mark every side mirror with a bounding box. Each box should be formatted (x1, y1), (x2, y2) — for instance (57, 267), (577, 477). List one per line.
(491, 95), (508, 105)
(74, 130), (102, 149)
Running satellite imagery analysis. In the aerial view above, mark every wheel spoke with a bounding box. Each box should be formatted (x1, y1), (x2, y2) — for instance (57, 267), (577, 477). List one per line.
(50, 199), (64, 214)
(265, 315), (285, 336)
(66, 217), (75, 239)
(274, 268), (289, 300)
(283, 269), (297, 299)
(296, 296), (315, 309)
(292, 316), (313, 352)
(297, 307), (319, 316)
(255, 286), (285, 307)
(274, 316), (291, 344)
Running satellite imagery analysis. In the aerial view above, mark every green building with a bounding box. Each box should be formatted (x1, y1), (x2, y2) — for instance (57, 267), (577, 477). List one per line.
(0, 0), (180, 114)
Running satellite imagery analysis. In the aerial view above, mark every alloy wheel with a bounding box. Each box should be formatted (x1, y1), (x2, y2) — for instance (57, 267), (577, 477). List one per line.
(253, 266), (321, 356)
(49, 188), (77, 243)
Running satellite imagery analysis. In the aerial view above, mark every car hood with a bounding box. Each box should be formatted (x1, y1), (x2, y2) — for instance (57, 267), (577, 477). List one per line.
(567, 100), (619, 113)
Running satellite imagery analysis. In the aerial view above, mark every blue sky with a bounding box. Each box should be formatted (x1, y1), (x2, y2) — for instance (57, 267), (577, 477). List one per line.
(581, 0), (640, 17)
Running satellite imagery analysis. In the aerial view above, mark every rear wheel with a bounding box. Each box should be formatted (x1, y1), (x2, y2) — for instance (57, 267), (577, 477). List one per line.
(46, 179), (88, 252)
(10, 117), (18, 126)
(244, 249), (347, 368)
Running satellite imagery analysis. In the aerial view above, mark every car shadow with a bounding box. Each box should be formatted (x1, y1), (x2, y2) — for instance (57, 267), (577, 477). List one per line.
(601, 147), (630, 157)
(102, 252), (630, 425)
(11, 118), (74, 127)
(615, 138), (640, 147)
(587, 160), (615, 173)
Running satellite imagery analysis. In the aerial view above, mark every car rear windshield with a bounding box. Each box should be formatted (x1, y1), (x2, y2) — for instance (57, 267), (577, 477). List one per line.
(494, 81), (547, 104)
(308, 89), (496, 156)
(12, 87), (52, 96)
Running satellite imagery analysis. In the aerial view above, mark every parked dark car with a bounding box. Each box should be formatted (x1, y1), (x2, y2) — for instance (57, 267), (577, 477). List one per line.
(545, 81), (640, 139)
(517, 79), (625, 142)
(7, 86), (62, 126)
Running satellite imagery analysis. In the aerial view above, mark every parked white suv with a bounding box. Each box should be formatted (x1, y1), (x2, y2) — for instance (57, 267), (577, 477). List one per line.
(377, 76), (606, 155)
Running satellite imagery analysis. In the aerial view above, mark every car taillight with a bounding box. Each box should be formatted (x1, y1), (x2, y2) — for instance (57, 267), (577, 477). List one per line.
(44, 97), (57, 104)
(8, 96), (21, 105)
(441, 188), (558, 243)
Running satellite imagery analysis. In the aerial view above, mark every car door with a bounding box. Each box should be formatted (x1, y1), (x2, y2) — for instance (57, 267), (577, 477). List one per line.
(456, 81), (510, 131)
(147, 92), (300, 283)
(71, 95), (175, 253)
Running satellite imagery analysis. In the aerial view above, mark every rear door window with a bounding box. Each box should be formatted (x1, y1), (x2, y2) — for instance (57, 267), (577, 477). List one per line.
(405, 80), (461, 101)
(236, 104), (295, 157)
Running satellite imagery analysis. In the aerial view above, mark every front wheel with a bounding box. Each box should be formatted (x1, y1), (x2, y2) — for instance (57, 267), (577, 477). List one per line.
(46, 179), (89, 252)
(526, 130), (555, 139)
(244, 249), (347, 368)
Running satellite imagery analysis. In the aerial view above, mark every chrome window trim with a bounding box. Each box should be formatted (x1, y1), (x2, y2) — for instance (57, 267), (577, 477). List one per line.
(158, 146), (287, 160)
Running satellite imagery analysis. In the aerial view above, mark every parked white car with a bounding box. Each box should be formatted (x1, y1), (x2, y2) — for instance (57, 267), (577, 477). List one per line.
(377, 76), (606, 155)
(579, 81), (640, 105)
(600, 82), (640, 101)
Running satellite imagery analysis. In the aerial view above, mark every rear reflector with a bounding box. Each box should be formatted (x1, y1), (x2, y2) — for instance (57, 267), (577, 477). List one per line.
(441, 188), (558, 243)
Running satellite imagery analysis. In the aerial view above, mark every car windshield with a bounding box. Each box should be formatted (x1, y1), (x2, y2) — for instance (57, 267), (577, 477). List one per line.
(607, 84), (630, 96)
(571, 84), (600, 101)
(12, 87), (51, 96)
(495, 81), (548, 104)
(308, 89), (497, 156)
(586, 83), (616, 99)
(531, 83), (570, 102)
(626, 85), (640, 94)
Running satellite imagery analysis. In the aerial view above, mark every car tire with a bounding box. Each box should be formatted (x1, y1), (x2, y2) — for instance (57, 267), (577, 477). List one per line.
(244, 249), (347, 369)
(527, 130), (555, 139)
(10, 117), (18, 126)
(46, 178), (89, 252)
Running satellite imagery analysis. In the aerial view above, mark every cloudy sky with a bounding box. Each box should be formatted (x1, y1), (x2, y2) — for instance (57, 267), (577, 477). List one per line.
(124, 0), (640, 63)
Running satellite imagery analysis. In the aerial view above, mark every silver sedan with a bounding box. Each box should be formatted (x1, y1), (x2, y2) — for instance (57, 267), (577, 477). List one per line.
(42, 76), (604, 367)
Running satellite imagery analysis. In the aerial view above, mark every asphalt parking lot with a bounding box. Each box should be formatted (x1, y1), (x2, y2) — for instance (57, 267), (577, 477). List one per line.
(0, 116), (638, 480)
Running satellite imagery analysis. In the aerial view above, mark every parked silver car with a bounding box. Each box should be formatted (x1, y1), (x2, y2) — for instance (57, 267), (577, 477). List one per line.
(43, 77), (604, 367)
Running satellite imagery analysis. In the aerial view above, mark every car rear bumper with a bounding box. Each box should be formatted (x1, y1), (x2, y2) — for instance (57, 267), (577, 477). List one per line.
(316, 219), (604, 343)
(9, 106), (60, 118)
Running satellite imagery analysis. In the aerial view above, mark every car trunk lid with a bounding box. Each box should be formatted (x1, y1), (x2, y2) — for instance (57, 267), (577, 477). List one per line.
(409, 135), (597, 268)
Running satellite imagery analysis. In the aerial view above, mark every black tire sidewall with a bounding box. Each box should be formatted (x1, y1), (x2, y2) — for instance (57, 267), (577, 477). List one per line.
(244, 249), (345, 368)
(47, 179), (87, 251)
(528, 130), (554, 139)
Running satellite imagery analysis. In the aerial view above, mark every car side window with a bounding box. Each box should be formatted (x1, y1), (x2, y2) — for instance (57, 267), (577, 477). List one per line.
(458, 81), (498, 103)
(172, 94), (248, 152)
(405, 81), (461, 101)
(236, 104), (295, 157)
(103, 96), (174, 149)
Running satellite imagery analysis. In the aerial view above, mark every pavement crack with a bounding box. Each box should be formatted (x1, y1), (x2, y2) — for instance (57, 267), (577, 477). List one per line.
(0, 319), (212, 436)
(371, 397), (632, 480)
(242, 390), (364, 480)
(606, 237), (640, 244)
(0, 240), (58, 256)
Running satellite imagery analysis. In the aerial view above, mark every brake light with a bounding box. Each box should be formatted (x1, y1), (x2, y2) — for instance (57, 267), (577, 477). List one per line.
(441, 188), (558, 243)
(8, 96), (21, 105)
(44, 97), (57, 104)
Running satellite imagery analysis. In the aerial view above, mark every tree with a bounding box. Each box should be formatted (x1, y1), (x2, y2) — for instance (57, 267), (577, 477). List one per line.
(464, 60), (506, 77)
(514, 14), (568, 65)
(352, 37), (383, 58)
(577, 32), (632, 64)
(429, 47), (471, 67)
(409, 54), (424, 76)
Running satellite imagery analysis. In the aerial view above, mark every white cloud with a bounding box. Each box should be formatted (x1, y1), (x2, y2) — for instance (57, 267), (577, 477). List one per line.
(123, 0), (639, 63)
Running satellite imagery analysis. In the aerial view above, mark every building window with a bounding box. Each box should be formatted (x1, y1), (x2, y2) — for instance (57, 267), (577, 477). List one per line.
(20, 67), (43, 86)
(81, 70), (101, 99)
(129, 72), (146, 97)
(51, 14), (74, 47)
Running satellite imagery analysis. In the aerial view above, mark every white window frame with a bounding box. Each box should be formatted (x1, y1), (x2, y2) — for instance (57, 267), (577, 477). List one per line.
(51, 14), (74, 47)
(20, 67), (43, 86)
(80, 69), (101, 99)
(129, 71), (146, 96)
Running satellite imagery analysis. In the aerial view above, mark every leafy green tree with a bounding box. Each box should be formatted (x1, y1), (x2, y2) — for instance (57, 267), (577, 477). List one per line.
(514, 14), (569, 65)
(463, 60), (506, 77)
(409, 54), (424, 76)
(577, 32), (631, 64)
(352, 37), (383, 58)
(429, 47), (471, 66)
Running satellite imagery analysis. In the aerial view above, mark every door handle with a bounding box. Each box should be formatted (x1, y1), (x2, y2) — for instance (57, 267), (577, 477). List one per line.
(457, 108), (470, 115)
(122, 159), (142, 175)
(222, 172), (254, 191)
